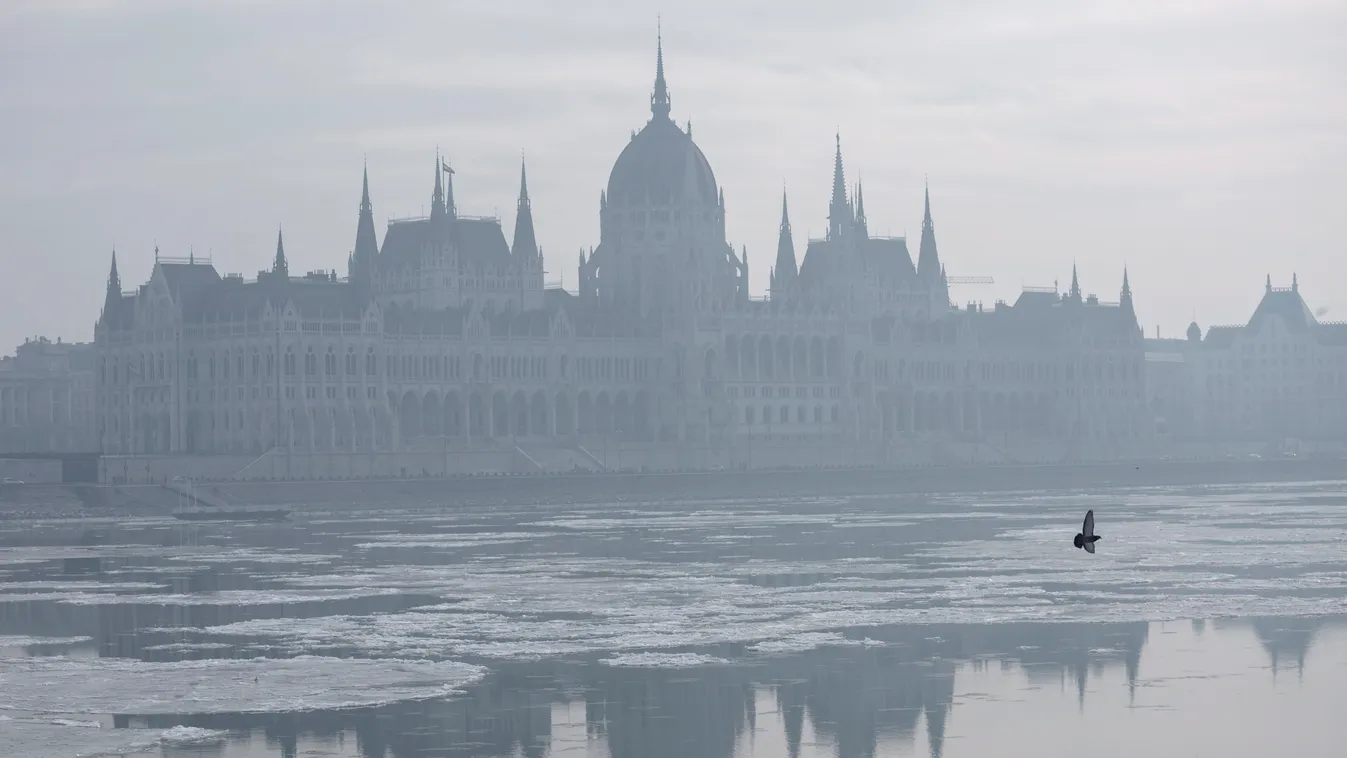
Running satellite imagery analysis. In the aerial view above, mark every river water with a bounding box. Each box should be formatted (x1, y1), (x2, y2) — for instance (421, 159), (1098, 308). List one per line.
(2, 479), (1346, 757)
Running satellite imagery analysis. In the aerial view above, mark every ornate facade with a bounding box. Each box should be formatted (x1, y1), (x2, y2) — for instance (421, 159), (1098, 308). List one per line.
(92, 39), (1148, 470)
(0, 337), (96, 454)
(1147, 276), (1347, 442)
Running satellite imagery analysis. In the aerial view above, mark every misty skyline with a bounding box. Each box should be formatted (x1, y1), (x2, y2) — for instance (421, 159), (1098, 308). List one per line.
(2, 0), (1344, 350)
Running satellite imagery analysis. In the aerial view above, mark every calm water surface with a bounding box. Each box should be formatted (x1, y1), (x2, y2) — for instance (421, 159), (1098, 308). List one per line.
(2, 480), (1346, 757)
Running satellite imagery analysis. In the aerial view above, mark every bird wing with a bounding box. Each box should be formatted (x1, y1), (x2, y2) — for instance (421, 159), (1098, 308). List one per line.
(1083, 510), (1095, 539)
(1084, 540), (1096, 554)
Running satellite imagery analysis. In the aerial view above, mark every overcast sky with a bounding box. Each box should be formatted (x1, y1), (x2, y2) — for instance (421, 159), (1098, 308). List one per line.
(1, 0), (1344, 351)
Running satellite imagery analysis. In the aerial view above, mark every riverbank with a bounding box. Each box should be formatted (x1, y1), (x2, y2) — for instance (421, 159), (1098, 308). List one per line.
(4, 456), (1342, 519)
(119, 456), (1347, 512)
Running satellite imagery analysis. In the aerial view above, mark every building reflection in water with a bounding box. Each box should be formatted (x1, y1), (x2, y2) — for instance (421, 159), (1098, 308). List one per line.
(88, 619), (1165, 758)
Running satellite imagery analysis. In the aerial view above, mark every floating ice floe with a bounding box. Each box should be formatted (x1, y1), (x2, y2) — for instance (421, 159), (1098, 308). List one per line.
(49, 587), (404, 606)
(158, 725), (229, 745)
(0, 720), (229, 758)
(0, 635), (93, 648)
(0, 655), (485, 715)
(601, 652), (731, 668)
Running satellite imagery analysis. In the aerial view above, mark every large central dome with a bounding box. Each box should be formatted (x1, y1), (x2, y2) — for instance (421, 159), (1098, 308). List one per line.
(605, 39), (718, 209)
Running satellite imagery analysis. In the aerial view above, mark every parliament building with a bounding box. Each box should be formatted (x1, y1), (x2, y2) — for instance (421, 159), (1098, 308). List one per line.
(92, 39), (1147, 478)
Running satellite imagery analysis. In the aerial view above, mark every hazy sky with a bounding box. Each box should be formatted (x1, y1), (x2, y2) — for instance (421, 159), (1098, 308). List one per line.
(2, 0), (1344, 351)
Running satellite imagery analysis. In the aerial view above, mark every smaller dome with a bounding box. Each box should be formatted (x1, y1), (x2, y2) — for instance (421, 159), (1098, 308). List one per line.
(1186, 321), (1202, 341)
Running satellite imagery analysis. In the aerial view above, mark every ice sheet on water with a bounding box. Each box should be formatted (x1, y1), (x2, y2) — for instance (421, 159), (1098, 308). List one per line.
(0, 581), (165, 592)
(0, 655), (486, 715)
(167, 549), (340, 564)
(45, 587), (403, 606)
(748, 632), (867, 655)
(0, 635), (94, 648)
(141, 642), (233, 652)
(354, 531), (551, 550)
(529, 510), (838, 532)
(601, 652), (731, 668)
(0, 720), (229, 758)
(158, 725), (228, 745)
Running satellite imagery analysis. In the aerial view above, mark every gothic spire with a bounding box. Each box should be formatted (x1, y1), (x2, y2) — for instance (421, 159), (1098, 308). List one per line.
(361, 160), (371, 213)
(651, 21), (671, 121)
(443, 157), (456, 217)
(352, 162), (379, 296)
(511, 156), (538, 259)
(854, 181), (868, 238)
(917, 180), (942, 279)
(773, 188), (798, 296)
(107, 248), (120, 296)
(273, 226), (289, 278)
(431, 149), (445, 220)
(1069, 262), (1082, 303)
(1121, 266), (1133, 309)
(99, 248), (121, 327)
(828, 133), (848, 240)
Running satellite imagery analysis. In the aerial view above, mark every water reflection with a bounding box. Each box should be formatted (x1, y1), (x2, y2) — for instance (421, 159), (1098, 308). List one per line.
(4, 485), (1347, 757)
(40, 617), (1332, 758)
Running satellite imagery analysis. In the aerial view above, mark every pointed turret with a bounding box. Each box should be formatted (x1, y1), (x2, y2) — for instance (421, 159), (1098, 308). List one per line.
(1293, 272), (1299, 292)
(828, 133), (849, 240)
(511, 157), (539, 259)
(100, 248), (121, 325)
(273, 226), (289, 278)
(772, 190), (798, 298)
(917, 181), (942, 278)
(1068, 263), (1082, 303)
(651, 23), (671, 121)
(351, 163), (379, 296)
(1121, 267), (1134, 313)
(443, 158), (456, 218)
(854, 182), (868, 239)
(1266, 273), (1272, 293)
(430, 150), (446, 221)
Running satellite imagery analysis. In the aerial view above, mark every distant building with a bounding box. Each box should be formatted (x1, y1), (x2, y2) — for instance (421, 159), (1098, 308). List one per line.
(1168, 276), (1347, 442)
(0, 337), (96, 453)
(91, 37), (1148, 471)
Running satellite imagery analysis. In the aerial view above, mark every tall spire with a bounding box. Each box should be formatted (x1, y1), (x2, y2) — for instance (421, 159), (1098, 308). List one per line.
(431, 149), (445, 220)
(773, 188), (798, 297)
(1069, 262), (1082, 303)
(917, 180), (942, 278)
(352, 162), (379, 297)
(511, 156), (538, 259)
(273, 226), (289, 278)
(651, 20), (671, 121)
(360, 160), (371, 214)
(1121, 266), (1133, 312)
(107, 249), (120, 295)
(828, 133), (848, 240)
(854, 181), (868, 238)
(100, 248), (121, 326)
(443, 158), (456, 218)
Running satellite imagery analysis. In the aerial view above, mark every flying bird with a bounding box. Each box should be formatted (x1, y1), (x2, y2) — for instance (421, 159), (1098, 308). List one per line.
(1073, 509), (1102, 553)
